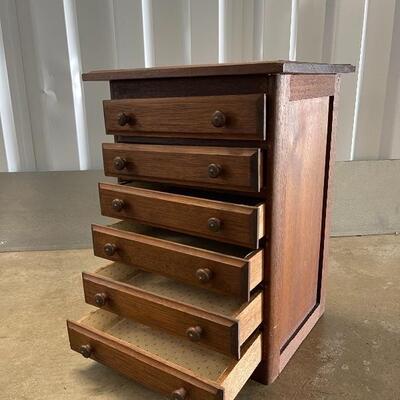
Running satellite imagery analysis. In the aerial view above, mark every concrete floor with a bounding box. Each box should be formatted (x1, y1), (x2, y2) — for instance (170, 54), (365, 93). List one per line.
(0, 234), (399, 400)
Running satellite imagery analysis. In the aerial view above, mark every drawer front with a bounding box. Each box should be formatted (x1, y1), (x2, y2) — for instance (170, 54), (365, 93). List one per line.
(92, 224), (263, 301)
(67, 320), (223, 400)
(103, 94), (265, 140)
(98, 183), (265, 248)
(82, 271), (263, 358)
(102, 143), (262, 192)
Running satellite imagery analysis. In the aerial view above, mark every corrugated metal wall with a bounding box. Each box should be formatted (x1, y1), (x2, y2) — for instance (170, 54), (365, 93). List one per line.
(0, 0), (399, 172)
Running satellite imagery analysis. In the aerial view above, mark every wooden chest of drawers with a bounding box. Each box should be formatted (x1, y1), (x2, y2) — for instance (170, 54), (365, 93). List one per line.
(67, 61), (354, 399)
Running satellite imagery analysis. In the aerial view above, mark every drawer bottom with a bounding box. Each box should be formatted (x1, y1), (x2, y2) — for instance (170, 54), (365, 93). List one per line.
(68, 309), (262, 400)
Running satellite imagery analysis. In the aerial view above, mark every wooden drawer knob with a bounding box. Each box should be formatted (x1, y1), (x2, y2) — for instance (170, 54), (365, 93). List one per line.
(111, 198), (125, 212)
(171, 388), (188, 400)
(207, 217), (221, 232)
(104, 243), (117, 256)
(196, 268), (213, 283)
(79, 344), (93, 358)
(94, 292), (108, 307)
(113, 156), (126, 170)
(186, 326), (203, 342)
(208, 163), (221, 178)
(211, 110), (226, 127)
(117, 112), (132, 126)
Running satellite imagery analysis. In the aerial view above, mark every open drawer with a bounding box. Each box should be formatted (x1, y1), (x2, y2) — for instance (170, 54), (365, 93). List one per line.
(92, 221), (263, 301)
(67, 309), (262, 400)
(82, 262), (263, 358)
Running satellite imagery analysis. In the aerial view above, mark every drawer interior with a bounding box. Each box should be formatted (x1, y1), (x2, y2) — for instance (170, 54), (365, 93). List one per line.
(111, 220), (257, 259)
(80, 308), (231, 381)
(73, 307), (262, 400)
(125, 181), (264, 207)
(96, 262), (244, 317)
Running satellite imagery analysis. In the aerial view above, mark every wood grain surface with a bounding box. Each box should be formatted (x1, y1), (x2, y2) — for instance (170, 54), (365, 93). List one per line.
(67, 319), (223, 400)
(82, 61), (355, 81)
(102, 143), (263, 192)
(103, 94), (265, 140)
(82, 267), (263, 358)
(98, 182), (265, 248)
(92, 223), (263, 301)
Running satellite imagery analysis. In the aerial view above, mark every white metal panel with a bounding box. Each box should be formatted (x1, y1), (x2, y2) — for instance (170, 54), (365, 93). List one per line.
(188, 0), (218, 64)
(152, 0), (187, 66)
(241, 0), (257, 62)
(0, 0), (399, 171)
(75, 0), (119, 169)
(0, 0), (36, 171)
(296, 0), (326, 62)
(0, 120), (7, 172)
(0, 10), (20, 171)
(64, 0), (90, 170)
(380, 0), (400, 160)
(16, 0), (80, 171)
(219, 0), (250, 63)
(353, 0), (396, 160)
(141, 0), (155, 67)
(350, 0), (369, 160)
(262, 0), (292, 59)
(289, 0), (298, 60)
(113, 0), (145, 68)
(325, 0), (364, 161)
(252, 0), (265, 61)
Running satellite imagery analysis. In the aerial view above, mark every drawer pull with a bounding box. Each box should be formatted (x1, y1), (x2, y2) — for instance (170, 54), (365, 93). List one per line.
(171, 388), (188, 400)
(117, 112), (132, 126)
(94, 292), (108, 307)
(207, 163), (222, 178)
(207, 217), (221, 232)
(111, 198), (125, 212)
(113, 156), (126, 170)
(211, 110), (226, 128)
(79, 344), (93, 358)
(196, 268), (213, 283)
(186, 326), (203, 342)
(103, 243), (117, 256)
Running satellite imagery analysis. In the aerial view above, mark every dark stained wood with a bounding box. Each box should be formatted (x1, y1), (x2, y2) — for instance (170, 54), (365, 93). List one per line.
(115, 135), (269, 150)
(278, 95), (330, 346)
(289, 74), (336, 100)
(102, 143), (263, 192)
(110, 75), (269, 100)
(82, 60), (355, 81)
(252, 75), (287, 384)
(91, 223), (263, 301)
(103, 94), (265, 140)
(254, 74), (341, 385)
(82, 267), (263, 358)
(318, 76), (341, 312)
(98, 182), (265, 248)
(69, 62), (352, 394)
(67, 319), (224, 400)
(279, 304), (324, 372)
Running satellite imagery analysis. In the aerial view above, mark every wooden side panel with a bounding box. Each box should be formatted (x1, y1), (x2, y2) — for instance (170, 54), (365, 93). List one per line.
(219, 334), (262, 400)
(235, 292), (263, 345)
(253, 74), (339, 385)
(103, 94), (265, 140)
(289, 75), (336, 101)
(278, 96), (329, 346)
